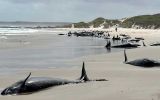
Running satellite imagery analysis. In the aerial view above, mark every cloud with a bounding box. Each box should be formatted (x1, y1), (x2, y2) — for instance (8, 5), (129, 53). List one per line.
(0, 0), (159, 22)
(84, 0), (160, 7)
(5, 0), (52, 4)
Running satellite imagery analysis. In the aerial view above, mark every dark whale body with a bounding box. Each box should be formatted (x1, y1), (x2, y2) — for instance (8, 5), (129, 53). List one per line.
(1, 62), (107, 95)
(105, 41), (140, 49)
(1, 77), (75, 95)
(124, 50), (160, 67)
(129, 39), (140, 42)
(135, 37), (144, 40)
(112, 43), (140, 48)
(150, 43), (160, 46)
(126, 59), (160, 67)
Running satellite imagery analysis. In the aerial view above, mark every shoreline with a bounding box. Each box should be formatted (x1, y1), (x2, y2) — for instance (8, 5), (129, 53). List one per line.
(0, 27), (160, 73)
(0, 28), (160, 100)
(0, 33), (114, 75)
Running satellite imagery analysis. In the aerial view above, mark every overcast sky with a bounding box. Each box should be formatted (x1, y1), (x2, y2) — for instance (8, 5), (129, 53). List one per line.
(0, 0), (159, 22)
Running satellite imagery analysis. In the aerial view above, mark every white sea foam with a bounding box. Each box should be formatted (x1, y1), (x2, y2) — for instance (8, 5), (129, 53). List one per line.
(0, 28), (67, 35)
(0, 28), (39, 33)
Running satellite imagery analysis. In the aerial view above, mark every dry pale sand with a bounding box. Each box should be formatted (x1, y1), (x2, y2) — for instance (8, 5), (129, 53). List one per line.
(0, 28), (160, 100)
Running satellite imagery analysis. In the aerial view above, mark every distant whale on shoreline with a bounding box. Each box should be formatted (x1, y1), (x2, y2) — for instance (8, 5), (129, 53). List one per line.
(150, 43), (160, 46)
(124, 50), (160, 67)
(1, 62), (107, 95)
(112, 43), (140, 48)
(105, 42), (141, 49)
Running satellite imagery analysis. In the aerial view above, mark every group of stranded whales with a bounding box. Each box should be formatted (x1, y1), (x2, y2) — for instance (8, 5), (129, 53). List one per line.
(2, 50), (160, 96)
(2, 32), (160, 96)
(67, 30), (160, 46)
(66, 31), (160, 48)
(104, 33), (160, 49)
(1, 62), (107, 95)
(105, 33), (160, 68)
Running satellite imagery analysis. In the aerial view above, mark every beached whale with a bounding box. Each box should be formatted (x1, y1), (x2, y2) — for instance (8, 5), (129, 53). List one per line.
(128, 39), (140, 42)
(124, 50), (160, 67)
(135, 37), (145, 40)
(112, 43), (140, 48)
(150, 43), (160, 46)
(105, 42), (141, 49)
(1, 62), (107, 95)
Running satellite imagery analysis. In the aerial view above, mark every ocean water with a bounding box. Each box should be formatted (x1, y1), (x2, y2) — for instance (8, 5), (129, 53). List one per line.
(0, 22), (123, 75)
(0, 22), (69, 35)
(0, 22), (69, 27)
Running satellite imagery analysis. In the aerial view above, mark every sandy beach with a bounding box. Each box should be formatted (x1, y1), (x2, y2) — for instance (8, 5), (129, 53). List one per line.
(0, 28), (160, 100)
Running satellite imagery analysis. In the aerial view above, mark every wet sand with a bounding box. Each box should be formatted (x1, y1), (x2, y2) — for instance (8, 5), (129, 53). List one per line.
(0, 28), (160, 100)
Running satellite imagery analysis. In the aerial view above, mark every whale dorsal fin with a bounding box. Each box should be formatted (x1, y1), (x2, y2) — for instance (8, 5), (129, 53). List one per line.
(105, 40), (111, 48)
(79, 62), (89, 82)
(21, 72), (31, 88)
(124, 49), (128, 62)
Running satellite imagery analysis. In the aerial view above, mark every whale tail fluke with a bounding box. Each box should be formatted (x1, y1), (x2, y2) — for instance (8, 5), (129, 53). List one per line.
(124, 49), (128, 63)
(79, 62), (90, 82)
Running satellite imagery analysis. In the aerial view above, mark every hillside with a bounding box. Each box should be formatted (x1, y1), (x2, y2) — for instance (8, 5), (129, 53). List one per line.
(121, 14), (160, 29)
(88, 17), (106, 28)
(63, 17), (120, 28)
(63, 13), (160, 29)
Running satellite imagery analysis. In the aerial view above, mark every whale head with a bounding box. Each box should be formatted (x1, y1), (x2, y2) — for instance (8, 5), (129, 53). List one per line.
(1, 73), (31, 95)
(1, 81), (24, 95)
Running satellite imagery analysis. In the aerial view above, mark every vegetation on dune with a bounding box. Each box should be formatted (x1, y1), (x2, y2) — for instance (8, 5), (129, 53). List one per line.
(104, 19), (120, 28)
(121, 14), (160, 29)
(73, 17), (120, 28)
(62, 13), (160, 29)
(74, 22), (90, 28)
(62, 22), (89, 28)
(89, 17), (106, 27)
